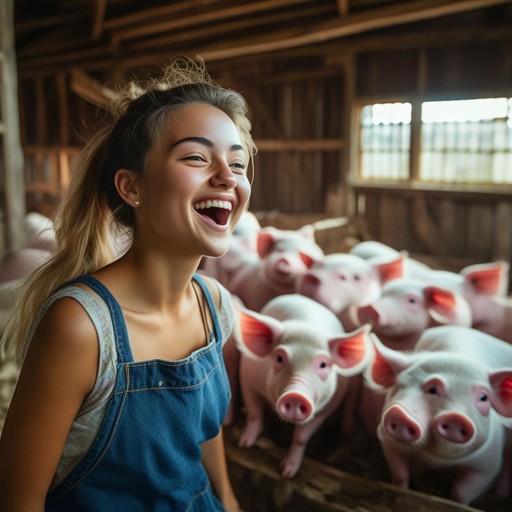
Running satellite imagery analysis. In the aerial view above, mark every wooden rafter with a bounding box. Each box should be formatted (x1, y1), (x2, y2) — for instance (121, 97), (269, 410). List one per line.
(121, 0), (512, 66)
(92, 0), (107, 39)
(69, 69), (118, 108)
(337, 0), (350, 17)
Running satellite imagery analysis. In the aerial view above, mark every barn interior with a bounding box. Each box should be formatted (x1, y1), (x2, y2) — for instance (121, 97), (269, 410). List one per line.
(1, 1), (512, 511)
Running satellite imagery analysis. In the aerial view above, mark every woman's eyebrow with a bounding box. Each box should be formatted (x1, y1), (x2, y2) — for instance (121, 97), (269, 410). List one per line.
(170, 136), (243, 152)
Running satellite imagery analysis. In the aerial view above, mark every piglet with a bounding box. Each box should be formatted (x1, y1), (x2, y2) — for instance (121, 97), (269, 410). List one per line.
(295, 252), (403, 331)
(229, 225), (324, 311)
(234, 294), (371, 477)
(365, 325), (512, 505)
(357, 278), (472, 351)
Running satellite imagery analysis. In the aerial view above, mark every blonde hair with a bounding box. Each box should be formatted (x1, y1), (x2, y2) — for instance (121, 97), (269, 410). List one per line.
(1, 56), (256, 365)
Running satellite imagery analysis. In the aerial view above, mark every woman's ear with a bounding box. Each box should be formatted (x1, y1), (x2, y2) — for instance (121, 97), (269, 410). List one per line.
(114, 169), (141, 207)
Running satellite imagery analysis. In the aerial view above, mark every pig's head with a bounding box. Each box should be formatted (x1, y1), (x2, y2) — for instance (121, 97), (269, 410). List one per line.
(357, 279), (472, 345)
(257, 226), (324, 290)
(460, 260), (511, 326)
(365, 335), (512, 462)
(295, 253), (403, 316)
(236, 303), (371, 424)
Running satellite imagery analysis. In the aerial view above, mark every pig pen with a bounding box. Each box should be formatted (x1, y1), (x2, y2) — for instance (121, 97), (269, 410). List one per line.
(223, 213), (511, 512)
(0, 214), (509, 511)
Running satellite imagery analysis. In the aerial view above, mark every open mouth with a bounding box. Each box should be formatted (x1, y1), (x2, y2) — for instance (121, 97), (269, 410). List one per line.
(193, 199), (232, 226)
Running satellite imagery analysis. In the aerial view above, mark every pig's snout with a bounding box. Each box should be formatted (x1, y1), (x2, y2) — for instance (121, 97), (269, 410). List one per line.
(382, 405), (422, 443)
(433, 413), (474, 444)
(277, 391), (314, 423)
(358, 305), (381, 325)
(276, 258), (292, 274)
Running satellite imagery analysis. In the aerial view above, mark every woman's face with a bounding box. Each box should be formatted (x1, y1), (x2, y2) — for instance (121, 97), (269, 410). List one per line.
(135, 102), (251, 258)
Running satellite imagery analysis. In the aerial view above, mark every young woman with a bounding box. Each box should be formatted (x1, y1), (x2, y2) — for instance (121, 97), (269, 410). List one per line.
(0, 56), (256, 511)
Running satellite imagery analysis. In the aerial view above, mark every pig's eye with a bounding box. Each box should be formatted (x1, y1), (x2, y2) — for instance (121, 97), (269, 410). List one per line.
(407, 297), (418, 304)
(353, 274), (361, 281)
(337, 274), (347, 281)
(478, 393), (488, 402)
(276, 354), (283, 364)
(427, 386), (438, 395)
(319, 361), (327, 369)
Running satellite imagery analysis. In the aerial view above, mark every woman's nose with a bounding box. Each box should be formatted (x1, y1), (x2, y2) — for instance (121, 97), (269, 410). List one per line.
(210, 162), (237, 189)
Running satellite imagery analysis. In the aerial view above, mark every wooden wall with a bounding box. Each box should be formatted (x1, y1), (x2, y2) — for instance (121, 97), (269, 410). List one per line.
(352, 38), (512, 270)
(9, 14), (512, 272)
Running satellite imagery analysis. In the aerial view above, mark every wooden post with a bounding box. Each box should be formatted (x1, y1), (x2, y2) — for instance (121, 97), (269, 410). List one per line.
(0, 0), (26, 251)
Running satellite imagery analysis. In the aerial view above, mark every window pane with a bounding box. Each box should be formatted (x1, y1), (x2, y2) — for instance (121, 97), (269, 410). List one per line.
(359, 103), (411, 181)
(420, 98), (512, 184)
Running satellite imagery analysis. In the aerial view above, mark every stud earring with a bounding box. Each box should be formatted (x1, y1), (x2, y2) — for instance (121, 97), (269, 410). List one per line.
(134, 200), (140, 207)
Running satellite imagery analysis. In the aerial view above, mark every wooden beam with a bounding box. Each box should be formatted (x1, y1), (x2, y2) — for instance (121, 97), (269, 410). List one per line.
(128, 3), (335, 53)
(0, 0), (26, 251)
(111, 0), (317, 45)
(92, 0), (107, 40)
(69, 69), (118, 108)
(103, 0), (221, 30)
(119, 0), (512, 67)
(196, 0), (512, 62)
(254, 139), (344, 151)
(337, 0), (350, 17)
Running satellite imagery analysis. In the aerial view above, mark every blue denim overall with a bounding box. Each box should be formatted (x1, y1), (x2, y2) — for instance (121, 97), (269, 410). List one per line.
(45, 274), (230, 512)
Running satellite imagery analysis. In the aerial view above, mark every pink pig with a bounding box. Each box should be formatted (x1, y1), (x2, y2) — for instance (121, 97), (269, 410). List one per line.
(365, 325), (512, 505)
(357, 278), (473, 350)
(295, 252), (404, 331)
(228, 225), (324, 311)
(234, 294), (371, 477)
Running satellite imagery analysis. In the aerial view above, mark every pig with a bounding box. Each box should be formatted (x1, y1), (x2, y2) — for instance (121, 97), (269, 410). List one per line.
(295, 252), (404, 331)
(354, 279), (473, 434)
(0, 247), (53, 283)
(228, 225), (324, 311)
(357, 278), (473, 351)
(349, 240), (432, 277)
(365, 325), (512, 505)
(387, 260), (511, 341)
(234, 294), (371, 477)
(201, 210), (261, 288)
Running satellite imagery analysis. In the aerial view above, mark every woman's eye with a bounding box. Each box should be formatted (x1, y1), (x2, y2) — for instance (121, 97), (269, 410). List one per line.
(230, 162), (246, 172)
(184, 155), (206, 162)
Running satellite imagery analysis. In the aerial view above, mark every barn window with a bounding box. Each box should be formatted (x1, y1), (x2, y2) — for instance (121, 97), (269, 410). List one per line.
(358, 97), (512, 185)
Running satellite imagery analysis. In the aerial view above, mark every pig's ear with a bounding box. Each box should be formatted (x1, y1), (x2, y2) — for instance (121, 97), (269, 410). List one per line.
(298, 224), (316, 242)
(364, 334), (411, 392)
(373, 255), (404, 284)
(461, 260), (510, 297)
(256, 228), (278, 258)
(328, 324), (372, 377)
(235, 306), (284, 358)
(488, 370), (512, 418)
(424, 287), (472, 327)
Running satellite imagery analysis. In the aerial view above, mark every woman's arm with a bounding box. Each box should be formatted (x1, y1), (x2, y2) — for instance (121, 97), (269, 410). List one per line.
(0, 298), (98, 511)
(201, 428), (243, 512)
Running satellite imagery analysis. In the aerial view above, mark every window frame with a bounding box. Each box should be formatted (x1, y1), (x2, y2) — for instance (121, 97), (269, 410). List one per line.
(352, 94), (512, 195)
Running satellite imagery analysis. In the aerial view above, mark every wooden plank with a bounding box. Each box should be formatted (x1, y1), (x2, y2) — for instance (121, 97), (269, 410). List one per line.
(111, 0), (317, 45)
(56, 73), (69, 145)
(224, 424), (483, 512)
(493, 201), (512, 261)
(92, 0), (107, 39)
(467, 203), (495, 261)
(0, 0), (26, 251)
(120, 0), (512, 65)
(129, 3), (335, 53)
(254, 139), (344, 152)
